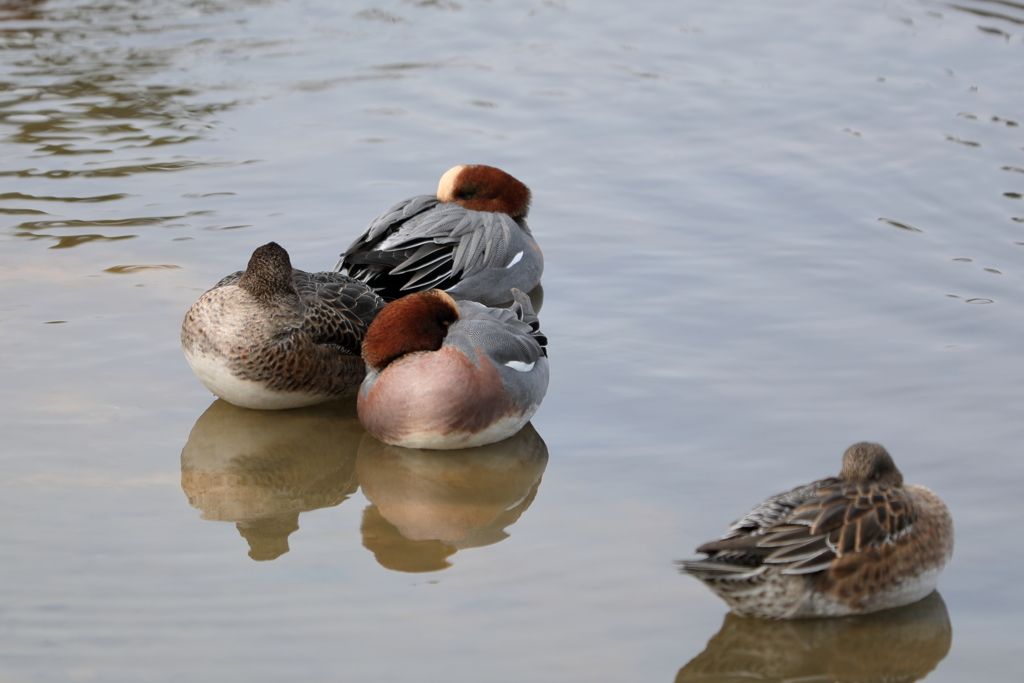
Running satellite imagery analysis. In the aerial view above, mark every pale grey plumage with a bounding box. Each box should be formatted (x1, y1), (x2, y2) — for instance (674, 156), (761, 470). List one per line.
(337, 196), (542, 306)
(444, 289), (548, 411)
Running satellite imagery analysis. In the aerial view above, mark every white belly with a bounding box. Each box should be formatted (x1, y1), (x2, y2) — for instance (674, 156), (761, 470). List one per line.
(184, 350), (324, 410)
(860, 568), (944, 614)
(800, 567), (945, 617)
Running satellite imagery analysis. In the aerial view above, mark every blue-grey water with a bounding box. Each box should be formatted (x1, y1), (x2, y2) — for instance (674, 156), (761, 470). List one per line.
(2, 0), (1023, 680)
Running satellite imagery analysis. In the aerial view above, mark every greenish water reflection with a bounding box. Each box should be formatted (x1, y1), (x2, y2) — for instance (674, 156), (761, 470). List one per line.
(180, 398), (362, 561)
(357, 423), (548, 573)
(676, 592), (952, 683)
(180, 398), (548, 567)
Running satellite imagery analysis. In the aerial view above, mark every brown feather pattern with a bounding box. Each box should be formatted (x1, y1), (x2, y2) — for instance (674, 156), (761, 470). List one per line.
(759, 481), (919, 574)
(678, 442), (954, 618)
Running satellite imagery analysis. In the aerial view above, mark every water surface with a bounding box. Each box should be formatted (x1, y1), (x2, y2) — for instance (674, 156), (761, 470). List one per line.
(2, 0), (1023, 680)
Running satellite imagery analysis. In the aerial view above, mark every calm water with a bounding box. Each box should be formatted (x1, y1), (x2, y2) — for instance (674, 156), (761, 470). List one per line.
(2, 0), (1023, 680)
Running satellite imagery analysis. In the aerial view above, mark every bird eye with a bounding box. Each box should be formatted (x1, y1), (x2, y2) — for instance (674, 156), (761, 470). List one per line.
(457, 184), (479, 200)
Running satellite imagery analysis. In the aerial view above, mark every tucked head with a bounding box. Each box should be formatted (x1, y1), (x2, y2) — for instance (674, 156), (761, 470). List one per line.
(436, 164), (532, 219)
(238, 242), (296, 299)
(361, 289), (460, 370)
(839, 442), (904, 487)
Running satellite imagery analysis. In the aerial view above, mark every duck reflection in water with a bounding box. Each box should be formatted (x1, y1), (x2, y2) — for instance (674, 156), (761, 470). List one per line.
(675, 591), (952, 683)
(356, 423), (548, 572)
(180, 398), (364, 561)
(0, 0), (47, 21)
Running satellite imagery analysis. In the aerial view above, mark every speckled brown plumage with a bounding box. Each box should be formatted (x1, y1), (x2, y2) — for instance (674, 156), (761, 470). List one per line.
(181, 242), (386, 409)
(678, 442), (954, 618)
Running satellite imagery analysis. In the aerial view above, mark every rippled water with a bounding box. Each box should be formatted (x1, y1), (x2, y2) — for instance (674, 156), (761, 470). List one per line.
(3, 0), (1024, 680)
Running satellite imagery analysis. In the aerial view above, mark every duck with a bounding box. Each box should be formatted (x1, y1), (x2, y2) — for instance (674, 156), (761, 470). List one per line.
(357, 287), (548, 449)
(678, 442), (953, 619)
(335, 164), (543, 306)
(181, 242), (386, 410)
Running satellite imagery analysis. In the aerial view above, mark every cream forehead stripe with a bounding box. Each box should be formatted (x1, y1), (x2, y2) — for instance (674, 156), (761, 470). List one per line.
(437, 165), (467, 201)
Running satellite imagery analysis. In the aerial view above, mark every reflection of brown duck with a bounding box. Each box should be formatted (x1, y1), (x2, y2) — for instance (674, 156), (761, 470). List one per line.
(0, 0), (47, 21)
(180, 398), (364, 561)
(675, 591), (952, 683)
(356, 423), (548, 572)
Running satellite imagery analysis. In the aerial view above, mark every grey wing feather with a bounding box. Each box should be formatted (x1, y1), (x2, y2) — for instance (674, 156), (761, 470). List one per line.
(363, 195), (443, 245)
(510, 288), (547, 354)
(386, 204), (518, 278)
(337, 197), (525, 298)
(722, 478), (838, 539)
(681, 478), (841, 578)
(449, 211), (514, 277)
(335, 195), (443, 271)
(453, 292), (546, 367)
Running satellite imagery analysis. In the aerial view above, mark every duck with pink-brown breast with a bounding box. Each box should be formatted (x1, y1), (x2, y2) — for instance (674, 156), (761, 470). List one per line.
(678, 442), (953, 619)
(336, 165), (542, 307)
(357, 288), (549, 450)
